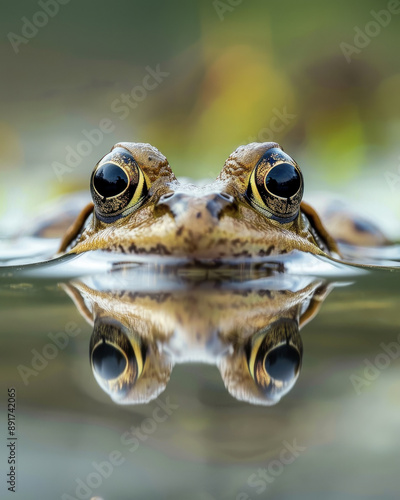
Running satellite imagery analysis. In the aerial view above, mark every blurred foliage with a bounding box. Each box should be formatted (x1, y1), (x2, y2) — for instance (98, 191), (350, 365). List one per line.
(0, 0), (399, 230)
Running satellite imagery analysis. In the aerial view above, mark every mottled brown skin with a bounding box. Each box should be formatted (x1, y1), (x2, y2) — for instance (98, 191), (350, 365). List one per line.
(64, 276), (331, 405)
(59, 142), (342, 261)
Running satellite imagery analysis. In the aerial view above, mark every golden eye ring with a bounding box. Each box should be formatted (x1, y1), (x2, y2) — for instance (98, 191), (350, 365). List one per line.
(91, 340), (129, 382)
(246, 318), (302, 397)
(89, 318), (146, 399)
(247, 147), (304, 222)
(92, 161), (130, 201)
(90, 147), (148, 222)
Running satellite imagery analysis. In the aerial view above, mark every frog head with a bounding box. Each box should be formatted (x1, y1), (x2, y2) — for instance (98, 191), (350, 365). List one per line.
(59, 142), (339, 261)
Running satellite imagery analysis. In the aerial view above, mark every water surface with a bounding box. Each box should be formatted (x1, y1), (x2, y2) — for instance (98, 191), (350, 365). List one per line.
(1, 253), (399, 500)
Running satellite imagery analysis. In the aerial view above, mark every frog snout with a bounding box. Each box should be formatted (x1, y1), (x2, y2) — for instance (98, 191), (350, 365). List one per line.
(157, 192), (236, 221)
(205, 192), (235, 218)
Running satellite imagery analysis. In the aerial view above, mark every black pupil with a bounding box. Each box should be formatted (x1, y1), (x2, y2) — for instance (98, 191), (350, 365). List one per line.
(92, 342), (127, 380)
(94, 163), (129, 198)
(265, 163), (300, 198)
(265, 344), (300, 382)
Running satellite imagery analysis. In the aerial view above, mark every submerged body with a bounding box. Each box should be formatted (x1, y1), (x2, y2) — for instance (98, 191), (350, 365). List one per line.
(59, 141), (369, 263)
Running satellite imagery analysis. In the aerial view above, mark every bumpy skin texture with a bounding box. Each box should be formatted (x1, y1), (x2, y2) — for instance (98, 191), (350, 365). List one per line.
(59, 142), (340, 260)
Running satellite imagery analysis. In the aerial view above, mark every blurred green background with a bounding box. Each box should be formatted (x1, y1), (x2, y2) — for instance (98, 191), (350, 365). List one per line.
(0, 0), (399, 234)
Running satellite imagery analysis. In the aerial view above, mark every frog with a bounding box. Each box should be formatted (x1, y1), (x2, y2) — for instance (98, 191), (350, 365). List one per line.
(57, 141), (390, 264)
(64, 271), (332, 405)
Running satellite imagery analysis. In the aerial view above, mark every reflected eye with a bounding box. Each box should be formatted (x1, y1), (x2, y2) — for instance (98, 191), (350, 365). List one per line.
(247, 147), (304, 222)
(90, 318), (146, 400)
(246, 318), (302, 399)
(90, 147), (148, 222)
(264, 344), (300, 383)
(92, 341), (127, 380)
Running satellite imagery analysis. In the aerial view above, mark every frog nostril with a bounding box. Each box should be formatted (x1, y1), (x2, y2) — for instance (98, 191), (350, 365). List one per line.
(219, 192), (235, 203)
(157, 191), (235, 220)
(206, 192), (236, 219)
(158, 192), (174, 203)
(157, 192), (189, 219)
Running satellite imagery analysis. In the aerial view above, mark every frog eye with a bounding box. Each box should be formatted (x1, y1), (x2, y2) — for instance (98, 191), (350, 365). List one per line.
(246, 319), (302, 399)
(264, 344), (301, 382)
(90, 147), (148, 222)
(246, 147), (304, 222)
(90, 318), (145, 400)
(92, 342), (127, 381)
(93, 163), (129, 199)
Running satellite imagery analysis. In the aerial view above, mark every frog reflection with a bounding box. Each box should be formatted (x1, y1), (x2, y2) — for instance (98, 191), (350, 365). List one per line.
(64, 274), (332, 406)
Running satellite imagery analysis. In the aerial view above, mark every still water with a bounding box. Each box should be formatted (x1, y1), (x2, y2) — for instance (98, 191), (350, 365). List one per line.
(1, 248), (400, 500)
